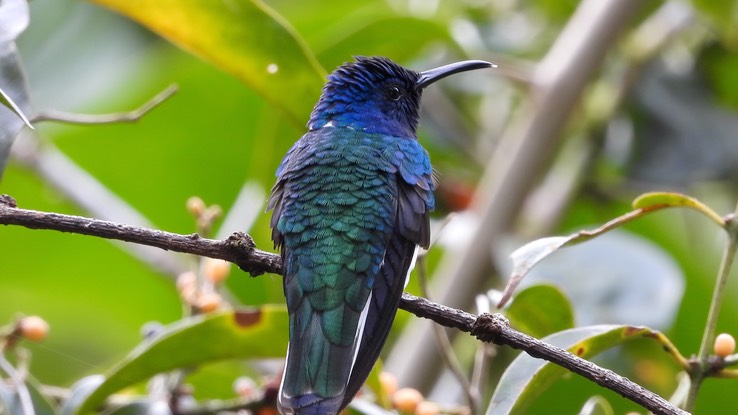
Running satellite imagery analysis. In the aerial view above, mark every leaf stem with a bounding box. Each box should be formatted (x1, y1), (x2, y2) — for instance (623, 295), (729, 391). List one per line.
(31, 84), (178, 125)
(686, 206), (738, 411)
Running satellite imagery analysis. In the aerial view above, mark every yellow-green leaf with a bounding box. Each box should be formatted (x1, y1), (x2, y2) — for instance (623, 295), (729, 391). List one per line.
(505, 284), (574, 338)
(632, 192), (725, 227)
(88, 0), (326, 127)
(487, 325), (675, 415)
(73, 306), (289, 415)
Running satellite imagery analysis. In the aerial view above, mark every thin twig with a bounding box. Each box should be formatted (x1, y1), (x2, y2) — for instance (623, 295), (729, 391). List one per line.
(470, 294), (495, 408)
(31, 85), (178, 125)
(0, 197), (689, 415)
(686, 211), (738, 411)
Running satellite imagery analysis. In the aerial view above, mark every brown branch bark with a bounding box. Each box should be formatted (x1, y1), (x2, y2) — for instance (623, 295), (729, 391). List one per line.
(0, 195), (280, 276)
(0, 195), (688, 415)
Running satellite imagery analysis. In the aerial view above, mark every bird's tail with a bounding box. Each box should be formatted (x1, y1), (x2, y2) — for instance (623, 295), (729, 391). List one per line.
(277, 392), (344, 415)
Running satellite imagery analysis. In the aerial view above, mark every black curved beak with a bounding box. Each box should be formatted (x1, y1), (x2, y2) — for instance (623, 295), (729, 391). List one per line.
(416, 60), (495, 89)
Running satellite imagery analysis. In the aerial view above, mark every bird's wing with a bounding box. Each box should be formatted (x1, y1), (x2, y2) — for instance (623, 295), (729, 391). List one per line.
(341, 138), (435, 407)
(341, 223), (416, 409)
(269, 130), (401, 414)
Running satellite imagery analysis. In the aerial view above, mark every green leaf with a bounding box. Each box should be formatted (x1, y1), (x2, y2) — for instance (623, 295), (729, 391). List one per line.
(73, 307), (289, 415)
(498, 237), (569, 307)
(0, 86), (34, 130)
(25, 377), (59, 415)
(578, 396), (614, 415)
(88, 0), (326, 127)
(487, 325), (665, 415)
(314, 15), (455, 70)
(632, 192), (725, 227)
(498, 193), (716, 308)
(506, 231), (685, 331)
(690, 0), (738, 43)
(0, 0), (33, 179)
(504, 284), (574, 338)
(0, 358), (52, 415)
(61, 376), (105, 415)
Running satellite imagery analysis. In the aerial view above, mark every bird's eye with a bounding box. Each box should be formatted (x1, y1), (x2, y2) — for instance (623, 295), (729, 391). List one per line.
(386, 85), (403, 101)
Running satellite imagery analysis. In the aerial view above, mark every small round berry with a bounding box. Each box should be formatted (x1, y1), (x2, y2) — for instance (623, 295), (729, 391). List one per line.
(196, 292), (222, 313)
(714, 333), (736, 358)
(186, 197), (206, 217)
(234, 376), (257, 398)
(176, 271), (197, 291)
(18, 316), (49, 341)
(204, 258), (231, 284)
(177, 271), (198, 300)
(415, 401), (439, 415)
(392, 388), (423, 413)
(380, 371), (398, 397)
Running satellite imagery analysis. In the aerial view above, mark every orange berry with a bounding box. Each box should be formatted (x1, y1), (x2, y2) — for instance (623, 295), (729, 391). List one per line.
(18, 316), (49, 341)
(714, 333), (736, 358)
(380, 371), (398, 397)
(415, 401), (439, 415)
(256, 408), (279, 415)
(196, 292), (222, 313)
(186, 197), (205, 217)
(204, 258), (231, 284)
(392, 388), (423, 413)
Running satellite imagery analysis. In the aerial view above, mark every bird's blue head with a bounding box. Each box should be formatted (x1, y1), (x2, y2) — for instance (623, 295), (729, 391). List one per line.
(308, 56), (492, 137)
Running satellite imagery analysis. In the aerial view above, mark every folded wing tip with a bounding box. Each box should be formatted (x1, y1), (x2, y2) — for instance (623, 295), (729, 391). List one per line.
(277, 392), (345, 415)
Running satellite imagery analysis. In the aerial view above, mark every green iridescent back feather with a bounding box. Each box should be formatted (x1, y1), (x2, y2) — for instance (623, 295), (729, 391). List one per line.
(268, 127), (434, 413)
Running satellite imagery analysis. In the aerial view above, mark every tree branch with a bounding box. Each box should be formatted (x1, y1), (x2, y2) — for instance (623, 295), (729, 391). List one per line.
(0, 195), (688, 415)
(0, 195), (280, 276)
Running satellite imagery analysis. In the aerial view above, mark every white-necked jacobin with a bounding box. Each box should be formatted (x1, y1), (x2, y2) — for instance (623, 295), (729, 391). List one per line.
(267, 56), (492, 415)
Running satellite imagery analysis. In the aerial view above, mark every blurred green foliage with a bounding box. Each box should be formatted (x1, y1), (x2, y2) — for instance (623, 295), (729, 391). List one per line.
(2, 0), (738, 414)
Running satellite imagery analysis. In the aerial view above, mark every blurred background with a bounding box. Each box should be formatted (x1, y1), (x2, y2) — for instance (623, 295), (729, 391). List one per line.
(1, 0), (738, 413)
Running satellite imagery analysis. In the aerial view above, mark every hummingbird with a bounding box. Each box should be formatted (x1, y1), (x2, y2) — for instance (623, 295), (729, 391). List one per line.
(267, 56), (492, 415)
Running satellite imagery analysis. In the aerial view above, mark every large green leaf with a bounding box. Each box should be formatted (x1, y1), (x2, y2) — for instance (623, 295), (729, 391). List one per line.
(313, 15), (456, 70)
(73, 306), (289, 415)
(88, 0), (326, 127)
(487, 325), (669, 415)
(504, 284), (574, 339)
